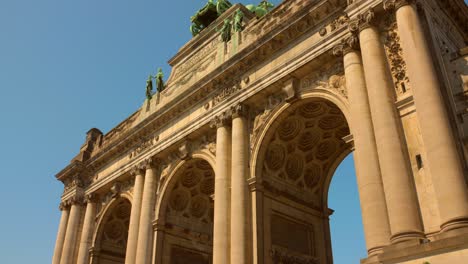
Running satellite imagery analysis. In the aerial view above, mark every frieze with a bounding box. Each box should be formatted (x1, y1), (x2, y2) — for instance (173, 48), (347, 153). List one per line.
(128, 134), (160, 160)
(171, 38), (219, 81)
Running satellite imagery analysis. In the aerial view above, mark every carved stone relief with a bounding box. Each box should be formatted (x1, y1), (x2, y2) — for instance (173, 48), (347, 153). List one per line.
(300, 62), (347, 99)
(383, 17), (411, 96)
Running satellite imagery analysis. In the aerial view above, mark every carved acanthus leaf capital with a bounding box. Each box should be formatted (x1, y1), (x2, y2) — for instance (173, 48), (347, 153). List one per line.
(333, 35), (360, 57)
(86, 193), (100, 203)
(210, 112), (231, 129)
(69, 196), (85, 206)
(231, 103), (249, 119)
(59, 201), (70, 211)
(130, 165), (144, 177)
(384, 0), (414, 12)
(357, 9), (376, 31)
(141, 157), (160, 170)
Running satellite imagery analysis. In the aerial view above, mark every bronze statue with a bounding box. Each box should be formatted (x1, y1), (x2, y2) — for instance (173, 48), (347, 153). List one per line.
(146, 75), (153, 100)
(156, 68), (165, 93)
(219, 19), (232, 42)
(233, 9), (244, 32)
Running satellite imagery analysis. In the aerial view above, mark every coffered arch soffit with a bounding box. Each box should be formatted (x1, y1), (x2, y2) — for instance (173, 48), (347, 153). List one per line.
(155, 153), (216, 223)
(251, 93), (352, 209)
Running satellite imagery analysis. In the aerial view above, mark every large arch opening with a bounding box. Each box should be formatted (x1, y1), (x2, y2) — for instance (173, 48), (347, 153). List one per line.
(93, 198), (131, 264)
(158, 158), (215, 264)
(254, 98), (356, 264)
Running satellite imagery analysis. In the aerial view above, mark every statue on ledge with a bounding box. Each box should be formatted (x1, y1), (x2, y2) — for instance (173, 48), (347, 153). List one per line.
(219, 19), (232, 42)
(146, 75), (154, 100)
(190, 0), (233, 37)
(156, 68), (165, 93)
(233, 9), (244, 32)
(246, 0), (275, 18)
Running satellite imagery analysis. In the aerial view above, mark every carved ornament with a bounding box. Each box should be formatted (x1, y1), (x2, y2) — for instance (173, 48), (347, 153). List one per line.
(383, 0), (414, 12)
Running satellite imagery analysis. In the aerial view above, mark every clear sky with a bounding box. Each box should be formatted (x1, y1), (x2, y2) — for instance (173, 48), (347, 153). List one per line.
(0, 1), (369, 263)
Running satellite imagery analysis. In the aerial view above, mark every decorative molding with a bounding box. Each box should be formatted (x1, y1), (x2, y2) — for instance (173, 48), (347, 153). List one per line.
(128, 134), (159, 160)
(178, 140), (192, 160)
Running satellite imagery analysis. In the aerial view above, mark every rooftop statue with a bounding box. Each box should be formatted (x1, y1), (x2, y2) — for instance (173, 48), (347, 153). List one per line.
(155, 68), (165, 93)
(145, 75), (154, 100)
(219, 19), (232, 42)
(233, 9), (244, 32)
(246, 0), (275, 18)
(217, 0), (233, 15)
(190, 0), (233, 37)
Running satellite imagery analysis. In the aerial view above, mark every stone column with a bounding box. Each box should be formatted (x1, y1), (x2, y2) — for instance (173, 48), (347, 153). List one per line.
(384, 0), (468, 232)
(135, 159), (159, 264)
(125, 166), (145, 264)
(60, 198), (84, 264)
(355, 10), (423, 243)
(230, 104), (250, 264)
(211, 112), (232, 264)
(76, 194), (99, 264)
(334, 37), (391, 254)
(52, 203), (70, 264)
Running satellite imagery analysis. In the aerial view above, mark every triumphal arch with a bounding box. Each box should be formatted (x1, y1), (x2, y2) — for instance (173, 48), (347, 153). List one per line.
(52, 0), (468, 263)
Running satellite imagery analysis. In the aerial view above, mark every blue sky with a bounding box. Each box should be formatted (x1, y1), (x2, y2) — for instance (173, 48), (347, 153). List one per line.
(0, 1), (367, 263)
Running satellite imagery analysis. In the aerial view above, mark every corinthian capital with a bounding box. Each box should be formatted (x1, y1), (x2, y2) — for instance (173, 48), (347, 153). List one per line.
(210, 111), (231, 129)
(357, 9), (376, 31)
(384, 0), (413, 11)
(231, 103), (249, 119)
(333, 35), (360, 57)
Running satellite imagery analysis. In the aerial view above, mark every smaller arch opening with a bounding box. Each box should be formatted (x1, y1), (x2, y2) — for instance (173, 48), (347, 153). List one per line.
(159, 158), (215, 264)
(93, 198), (131, 264)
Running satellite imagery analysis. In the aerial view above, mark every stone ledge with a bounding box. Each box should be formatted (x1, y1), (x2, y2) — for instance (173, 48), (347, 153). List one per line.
(360, 232), (468, 264)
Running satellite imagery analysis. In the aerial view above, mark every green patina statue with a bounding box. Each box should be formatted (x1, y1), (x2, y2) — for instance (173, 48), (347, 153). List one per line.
(190, 0), (233, 37)
(146, 75), (154, 100)
(216, 0), (233, 15)
(233, 9), (244, 32)
(246, 0), (275, 18)
(155, 68), (165, 93)
(219, 19), (232, 42)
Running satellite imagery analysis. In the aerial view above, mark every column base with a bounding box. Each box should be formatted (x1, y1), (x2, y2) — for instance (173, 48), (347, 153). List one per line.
(390, 230), (425, 244)
(367, 246), (385, 257)
(441, 216), (468, 233)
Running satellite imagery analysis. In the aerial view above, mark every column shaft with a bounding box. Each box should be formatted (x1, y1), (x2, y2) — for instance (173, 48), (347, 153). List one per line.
(135, 163), (159, 264)
(213, 123), (232, 264)
(60, 203), (84, 264)
(359, 25), (423, 243)
(395, 3), (468, 231)
(344, 49), (391, 254)
(125, 170), (145, 264)
(52, 206), (70, 264)
(231, 113), (250, 264)
(76, 199), (97, 264)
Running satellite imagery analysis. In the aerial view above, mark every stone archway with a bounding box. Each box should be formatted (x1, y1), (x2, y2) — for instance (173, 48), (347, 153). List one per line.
(157, 158), (215, 264)
(92, 198), (131, 264)
(254, 98), (352, 264)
